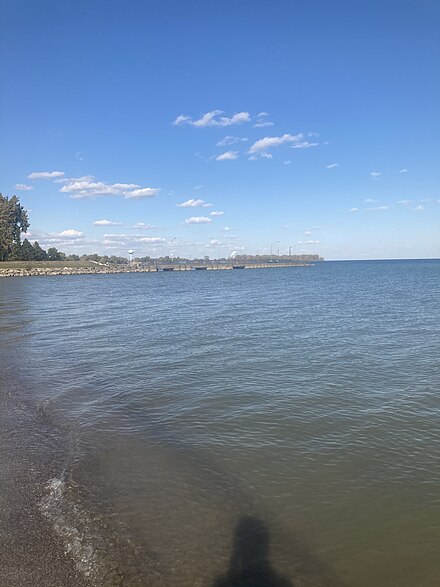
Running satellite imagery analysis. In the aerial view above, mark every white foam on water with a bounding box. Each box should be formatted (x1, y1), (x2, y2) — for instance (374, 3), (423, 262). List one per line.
(39, 477), (123, 586)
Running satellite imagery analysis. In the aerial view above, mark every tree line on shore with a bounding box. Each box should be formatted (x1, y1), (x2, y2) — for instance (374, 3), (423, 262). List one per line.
(2, 193), (324, 265)
(0, 193), (128, 264)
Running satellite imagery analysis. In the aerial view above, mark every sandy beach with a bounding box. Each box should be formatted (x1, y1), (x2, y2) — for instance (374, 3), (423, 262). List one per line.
(0, 391), (87, 587)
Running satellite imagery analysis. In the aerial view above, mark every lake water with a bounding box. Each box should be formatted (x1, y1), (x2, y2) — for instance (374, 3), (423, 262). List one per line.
(1, 260), (439, 586)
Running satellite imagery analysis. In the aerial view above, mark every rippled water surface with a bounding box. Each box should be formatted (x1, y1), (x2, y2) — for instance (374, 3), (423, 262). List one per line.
(1, 260), (440, 586)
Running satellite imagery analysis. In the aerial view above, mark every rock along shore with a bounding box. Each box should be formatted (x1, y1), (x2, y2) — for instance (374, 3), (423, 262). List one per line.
(0, 262), (312, 278)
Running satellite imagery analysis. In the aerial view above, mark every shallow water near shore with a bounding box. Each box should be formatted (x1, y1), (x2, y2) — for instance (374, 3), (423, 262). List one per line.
(1, 260), (440, 586)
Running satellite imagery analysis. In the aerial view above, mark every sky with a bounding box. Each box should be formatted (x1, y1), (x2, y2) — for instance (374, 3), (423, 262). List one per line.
(1, 0), (439, 260)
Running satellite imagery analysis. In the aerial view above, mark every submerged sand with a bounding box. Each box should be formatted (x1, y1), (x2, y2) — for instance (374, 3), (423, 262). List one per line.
(0, 393), (87, 587)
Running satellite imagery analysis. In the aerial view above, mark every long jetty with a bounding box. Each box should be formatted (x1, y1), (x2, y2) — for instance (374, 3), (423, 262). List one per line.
(0, 261), (315, 278)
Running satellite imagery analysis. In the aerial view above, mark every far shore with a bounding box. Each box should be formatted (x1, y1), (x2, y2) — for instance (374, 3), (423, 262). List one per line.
(0, 260), (314, 278)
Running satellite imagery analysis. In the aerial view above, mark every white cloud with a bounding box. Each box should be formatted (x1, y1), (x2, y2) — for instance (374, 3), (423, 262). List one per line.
(103, 233), (128, 239)
(413, 204), (424, 211)
(132, 223), (157, 229)
(59, 177), (160, 199)
(217, 136), (248, 147)
(370, 171), (382, 179)
(125, 188), (160, 199)
(28, 171), (65, 180)
(326, 163), (338, 169)
(399, 168), (408, 174)
(365, 205), (390, 211)
(210, 211), (224, 216)
(185, 216), (212, 224)
(210, 239), (221, 245)
(291, 141), (318, 149)
(349, 208), (359, 212)
(297, 240), (320, 245)
(364, 198), (377, 203)
(139, 237), (166, 243)
(177, 198), (212, 208)
(284, 160), (292, 165)
(253, 112), (274, 128)
(397, 199), (414, 206)
(58, 229), (84, 238)
(216, 150), (238, 161)
(253, 121), (274, 128)
(173, 110), (250, 127)
(248, 133), (315, 158)
(15, 183), (34, 191)
(93, 219), (122, 226)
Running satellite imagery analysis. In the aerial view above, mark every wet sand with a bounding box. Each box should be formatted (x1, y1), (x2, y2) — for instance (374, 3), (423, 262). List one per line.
(0, 393), (87, 587)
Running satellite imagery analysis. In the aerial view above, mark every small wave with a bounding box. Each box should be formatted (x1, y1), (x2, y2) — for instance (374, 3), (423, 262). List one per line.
(39, 476), (125, 586)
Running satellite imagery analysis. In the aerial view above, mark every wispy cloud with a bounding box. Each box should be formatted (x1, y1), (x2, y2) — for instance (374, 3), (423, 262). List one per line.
(210, 211), (224, 216)
(174, 110), (250, 127)
(370, 171), (382, 180)
(413, 204), (424, 211)
(365, 205), (390, 211)
(28, 171), (65, 180)
(253, 112), (274, 128)
(326, 163), (338, 169)
(349, 208), (359, 212)
(291, 141), (319, 149)
(139, 237), (166, 243)
(132, 223), (157, 229)
(216, 150), (239, 161)
(297, 240), (320, 245)
(59, 177), (160, 199)
(15, 183), (34, 191)
(364, 198), (377, 203)
(177, 198), (212, 208)
(217, 136), (248, 147)
(184, 216), (212, 224)
(93, 219), (122, 226)
(248, 133), (316, 158)
(399, 168), (408, 174)
(58, 229), (84, 238)
(397, 199), (414, 206)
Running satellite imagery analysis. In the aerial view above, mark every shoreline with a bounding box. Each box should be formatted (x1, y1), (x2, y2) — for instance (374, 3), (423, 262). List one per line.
(0, 391), (88, 587)
(0, 261), (313, 278)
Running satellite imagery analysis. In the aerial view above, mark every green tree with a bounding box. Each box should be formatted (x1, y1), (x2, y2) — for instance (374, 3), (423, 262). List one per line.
(33, 241), (48, 261)
(0, 193), (29, 260)
(20, 238), (36, 261)
(47, 247), (61, 260)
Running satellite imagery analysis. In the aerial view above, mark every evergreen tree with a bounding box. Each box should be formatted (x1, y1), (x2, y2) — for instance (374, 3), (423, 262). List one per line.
(33, 241), (48, 261)
(21, 239), (36, 261)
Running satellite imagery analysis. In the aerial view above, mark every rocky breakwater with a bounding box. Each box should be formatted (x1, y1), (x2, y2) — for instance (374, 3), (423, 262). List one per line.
(0, 266), (147, 278)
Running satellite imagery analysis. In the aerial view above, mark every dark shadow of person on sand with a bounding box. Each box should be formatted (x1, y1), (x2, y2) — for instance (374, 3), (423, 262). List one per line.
(212, 516), (293, 587)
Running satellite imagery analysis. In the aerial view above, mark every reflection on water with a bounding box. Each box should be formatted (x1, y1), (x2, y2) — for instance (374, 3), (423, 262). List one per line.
(213, 517), (292, 587)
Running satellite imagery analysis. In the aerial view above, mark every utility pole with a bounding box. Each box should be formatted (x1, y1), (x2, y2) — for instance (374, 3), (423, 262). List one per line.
(270, 241), (280, 262)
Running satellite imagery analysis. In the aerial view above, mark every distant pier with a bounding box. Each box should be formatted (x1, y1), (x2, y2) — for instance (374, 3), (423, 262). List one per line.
(0, 260), (317, 278)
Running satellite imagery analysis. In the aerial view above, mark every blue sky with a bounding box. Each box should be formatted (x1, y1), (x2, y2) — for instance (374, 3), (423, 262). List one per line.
(1, 0), (439, 260)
